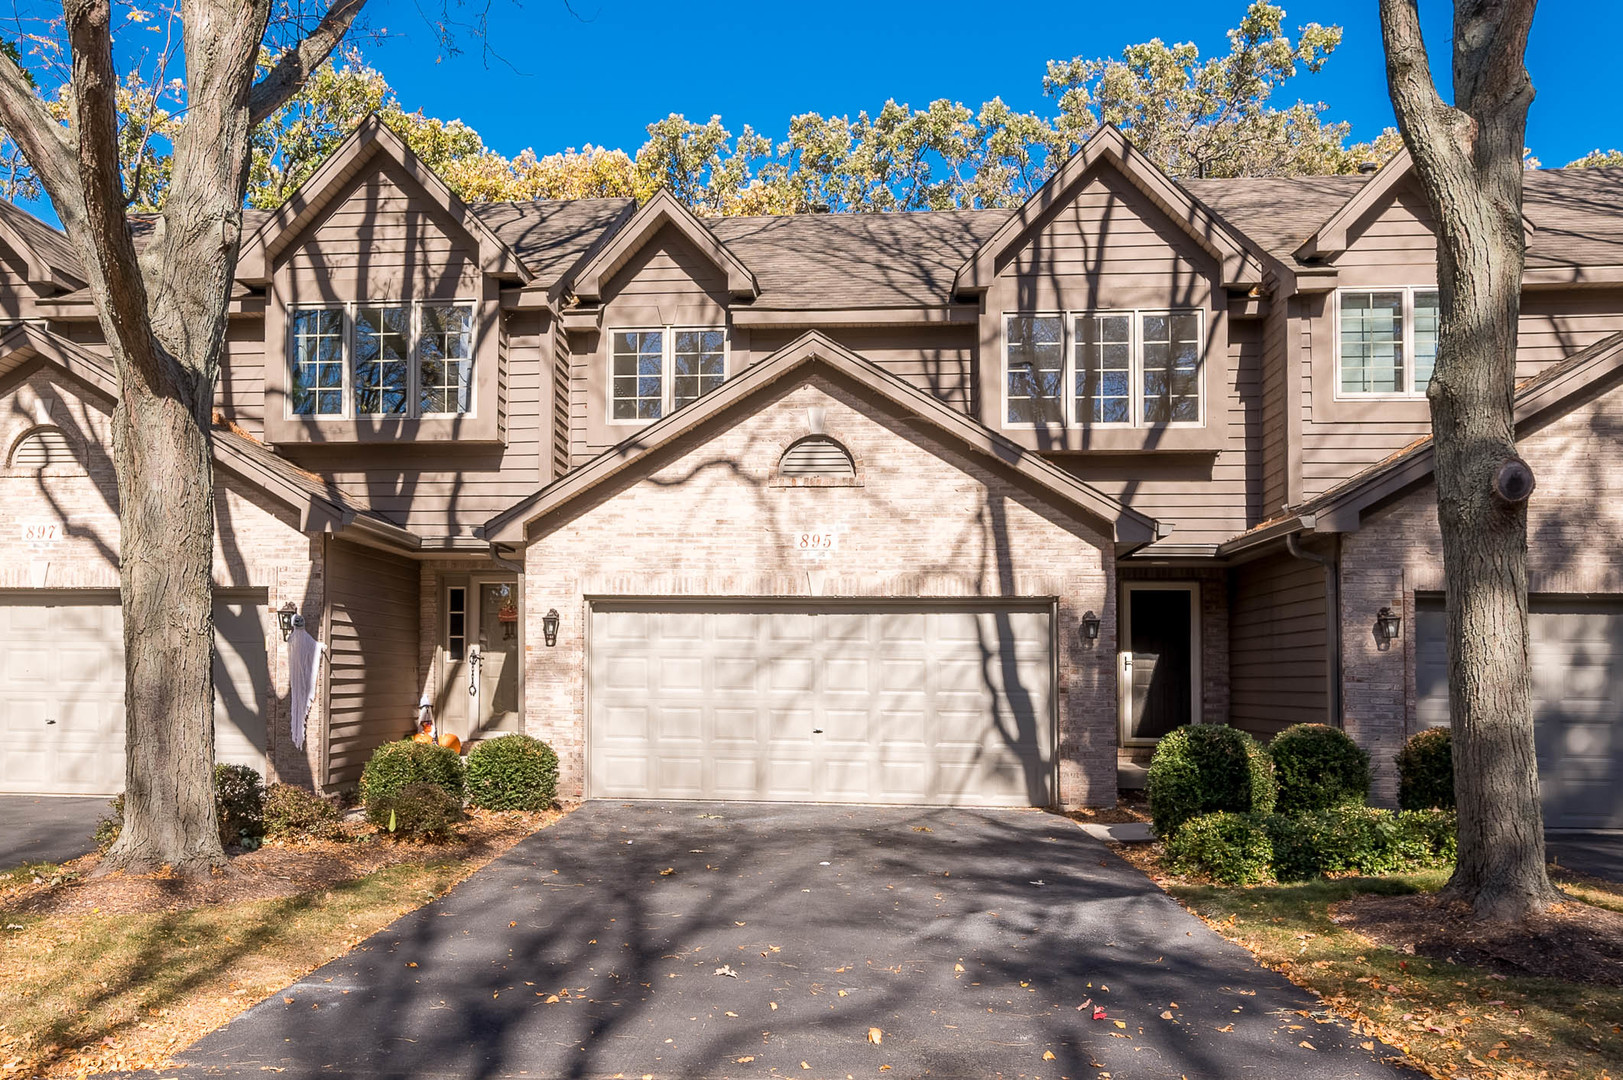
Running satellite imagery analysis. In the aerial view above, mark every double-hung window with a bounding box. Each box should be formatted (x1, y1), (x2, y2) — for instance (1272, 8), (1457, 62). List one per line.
(610, 327), (727, 422)
(1336, 287), (1439, 397)
(1004, 310), (1203, 427)
(289, 300), (475, 418)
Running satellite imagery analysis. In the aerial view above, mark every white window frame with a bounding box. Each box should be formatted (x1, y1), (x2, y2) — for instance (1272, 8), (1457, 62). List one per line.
(1001, 309), (1206, 430)
(286, 299), (477, 420)
(1332, 286), (1439, 400)
(606, 325), (729, 425)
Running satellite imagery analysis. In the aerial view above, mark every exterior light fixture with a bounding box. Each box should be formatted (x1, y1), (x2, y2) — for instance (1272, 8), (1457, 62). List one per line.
(276, 601), (299, 641)
(1376, 606), (1402, 643)
(542, 608), (561, 648)
(1079, 610), (1101, 642)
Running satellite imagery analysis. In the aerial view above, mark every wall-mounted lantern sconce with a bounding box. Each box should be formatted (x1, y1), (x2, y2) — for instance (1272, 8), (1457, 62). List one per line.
(1376, 605), (1402, 643)
(542, 608), (561, 648)
(276, 601), (300, 641)
(1079, 610), (1101, 643)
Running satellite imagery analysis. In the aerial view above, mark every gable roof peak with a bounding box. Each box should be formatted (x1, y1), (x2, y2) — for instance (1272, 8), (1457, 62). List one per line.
(236, 113), (528, 284)
(566, 187), (760, 303)
(951, 124), (1264, 296)
(1293, 147), (1414, 261)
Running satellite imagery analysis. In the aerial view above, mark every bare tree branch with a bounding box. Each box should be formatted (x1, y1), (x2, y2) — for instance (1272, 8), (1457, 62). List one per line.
(247, 0), (366, 125)
(0, 32), (80, 222)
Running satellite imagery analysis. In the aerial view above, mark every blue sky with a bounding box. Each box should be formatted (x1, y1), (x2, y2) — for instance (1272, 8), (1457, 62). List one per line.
(362, 0), (1622, 169)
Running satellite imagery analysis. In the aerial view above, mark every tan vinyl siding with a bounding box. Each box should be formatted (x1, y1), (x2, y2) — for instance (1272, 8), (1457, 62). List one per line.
(746, 325), (976, 413)
(324, 538), (420, 787)
(1228, 552), (1327, 739)
(1061, 317), (1263, 545)
(1260, 295), (1289, 516)
(1516, 290), (1623, 380)
(549, 316), (571, 479)
(215, 320), (268, 436)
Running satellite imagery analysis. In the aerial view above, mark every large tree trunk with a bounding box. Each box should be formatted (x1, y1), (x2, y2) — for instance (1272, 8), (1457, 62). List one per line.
(1380, 0), (1556, 922)
(0, 0), (363, 875)
(106, 382), (222, 873)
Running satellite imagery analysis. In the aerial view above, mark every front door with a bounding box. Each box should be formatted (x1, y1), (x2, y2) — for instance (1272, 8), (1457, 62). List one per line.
(440, 578), (522, 743)
(1119, 583), (1199, 745)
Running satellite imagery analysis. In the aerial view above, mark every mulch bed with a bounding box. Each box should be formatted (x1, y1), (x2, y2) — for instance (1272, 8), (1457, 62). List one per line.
(1, 807), (564, 919)
(1060, 787), (1152, 827)
(1335, 891), (1623, 987)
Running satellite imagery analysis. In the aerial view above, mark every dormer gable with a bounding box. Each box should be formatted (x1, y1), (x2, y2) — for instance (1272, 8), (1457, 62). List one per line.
(0, 200), (84, 295)
(567, 188), (758, 304)
(1293, 149), (1414, 262)
(237, 114), (528, 286)
(952, 125), (1264, 297)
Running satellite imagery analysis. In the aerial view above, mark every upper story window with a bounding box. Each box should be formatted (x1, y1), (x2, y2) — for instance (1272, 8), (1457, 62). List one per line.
(290, 300), (474, 418)
(1005, 311), (1203, 428)
(610, 327), (726, 422)
(1337, 287), (1438, 398)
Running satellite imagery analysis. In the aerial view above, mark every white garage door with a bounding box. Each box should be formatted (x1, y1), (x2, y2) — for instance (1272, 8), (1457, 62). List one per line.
(1417, 598), (1623, 830)
(589, 603), (1055, 806)
(0, 592), (272, 795)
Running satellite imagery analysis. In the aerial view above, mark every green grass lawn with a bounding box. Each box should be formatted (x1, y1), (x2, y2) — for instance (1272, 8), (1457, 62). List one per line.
(1167, 871), (1622, 1080)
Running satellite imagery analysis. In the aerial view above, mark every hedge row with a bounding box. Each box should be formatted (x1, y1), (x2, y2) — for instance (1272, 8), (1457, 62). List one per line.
(1164, 807), (1458, 885)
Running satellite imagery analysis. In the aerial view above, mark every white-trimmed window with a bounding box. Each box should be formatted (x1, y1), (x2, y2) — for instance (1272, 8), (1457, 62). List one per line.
(289, 300), (475, 418)
(610, 326), (727, 422)
(1336, 287), (1439, 397)
(1004, 310), (1204, 427)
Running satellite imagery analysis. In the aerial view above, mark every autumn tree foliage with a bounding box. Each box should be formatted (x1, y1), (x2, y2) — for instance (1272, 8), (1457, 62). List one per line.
(82, 2), (1404, 218)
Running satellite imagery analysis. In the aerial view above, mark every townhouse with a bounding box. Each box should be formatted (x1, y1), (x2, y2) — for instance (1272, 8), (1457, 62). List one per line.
(2, 117), (1619, 828)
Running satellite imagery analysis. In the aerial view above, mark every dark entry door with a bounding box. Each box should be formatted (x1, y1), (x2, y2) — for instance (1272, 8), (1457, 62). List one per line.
(1124, 587), (1195, 742)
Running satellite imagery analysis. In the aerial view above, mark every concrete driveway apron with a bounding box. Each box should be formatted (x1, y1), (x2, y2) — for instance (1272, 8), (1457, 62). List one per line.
(148, 801), (1414, 1079)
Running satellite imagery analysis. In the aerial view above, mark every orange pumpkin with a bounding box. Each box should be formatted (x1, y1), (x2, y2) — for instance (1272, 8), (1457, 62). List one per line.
(438, 733), (462, 754)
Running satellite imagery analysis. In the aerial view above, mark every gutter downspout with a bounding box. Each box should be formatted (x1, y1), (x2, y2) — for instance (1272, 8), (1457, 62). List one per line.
(488, 543), (525, 576)
(1286, 531), (1343, 729)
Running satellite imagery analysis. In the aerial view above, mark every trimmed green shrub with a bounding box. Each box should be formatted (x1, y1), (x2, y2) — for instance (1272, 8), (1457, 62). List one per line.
(1164, 812), (1274, 885)
(1266, 806), (1457, 881)
(93, 794), (125, 852)
(371, 782), (463, 842)
(264, 783), (344, 842)
(1146, 725), (1277, 838)
(1267, 723), (1371, 814)
(465, 734), (559, 811)
(360, 739), (466, 812)
(1397, 727), (1454, 810)
(214, 763), (265, 847)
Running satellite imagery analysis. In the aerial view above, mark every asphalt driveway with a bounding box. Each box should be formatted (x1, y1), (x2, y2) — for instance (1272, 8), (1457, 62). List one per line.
(0, 795), (106, 870)
(145, 801), (1410, 1079)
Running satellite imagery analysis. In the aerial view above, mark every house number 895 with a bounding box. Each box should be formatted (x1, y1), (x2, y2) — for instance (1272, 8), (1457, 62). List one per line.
(797, 533), (835, 549)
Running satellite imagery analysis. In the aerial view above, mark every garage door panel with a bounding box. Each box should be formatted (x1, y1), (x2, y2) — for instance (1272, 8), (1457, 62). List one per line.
(589, 604), (1053, 806)
(1418, 599), (1623, 829)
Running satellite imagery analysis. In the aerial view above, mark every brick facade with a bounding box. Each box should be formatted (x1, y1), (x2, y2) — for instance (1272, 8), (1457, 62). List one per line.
(0, 366), (328, 787)
(1340, 379), (1623, 802)
(523, 375), (1119, 807)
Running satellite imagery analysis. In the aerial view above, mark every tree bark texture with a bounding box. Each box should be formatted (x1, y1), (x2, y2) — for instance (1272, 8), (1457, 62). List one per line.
(1379, 0), (1556, 922)
(0, 0), (362, 873)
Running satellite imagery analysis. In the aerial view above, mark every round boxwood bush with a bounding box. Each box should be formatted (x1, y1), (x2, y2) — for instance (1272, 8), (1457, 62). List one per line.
(465, 734), (559, 811)
(214, 763), (265, 847)
(1266, 806), (1457, 881)
(264, 783), (344, 842)
(372, 782), (463, 842)
(1396, 727), (1455, 810)
(360, 739), (466, 820)
(1146, 724), (1277, 839)
(1164, 812), (1274, 885)
(1267, 723), (1371, 815)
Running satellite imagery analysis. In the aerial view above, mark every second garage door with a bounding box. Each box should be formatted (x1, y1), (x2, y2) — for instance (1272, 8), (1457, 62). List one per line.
(588, 603), (1055, 806)
(1417, 597), (1623, 830)
(0, 592), (272, 795)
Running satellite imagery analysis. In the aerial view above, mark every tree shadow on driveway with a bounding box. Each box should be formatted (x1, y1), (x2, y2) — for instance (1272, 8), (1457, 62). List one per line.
(146, 802), (1416, 1079)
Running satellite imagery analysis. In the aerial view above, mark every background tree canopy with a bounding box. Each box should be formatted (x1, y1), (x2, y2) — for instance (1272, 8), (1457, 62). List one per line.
(1, 1), (1616, 215)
